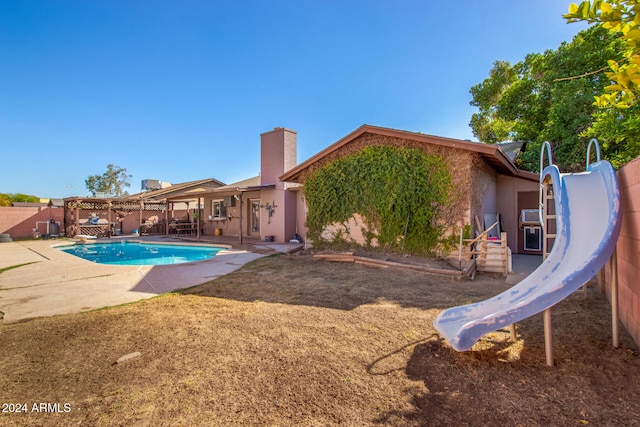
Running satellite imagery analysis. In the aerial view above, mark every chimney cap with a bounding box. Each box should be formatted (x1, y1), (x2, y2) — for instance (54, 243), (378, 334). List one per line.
(261, 127), (297, 136)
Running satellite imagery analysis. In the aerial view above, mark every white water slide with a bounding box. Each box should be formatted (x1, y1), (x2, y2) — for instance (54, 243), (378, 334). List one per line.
(434, 141), (622, 355)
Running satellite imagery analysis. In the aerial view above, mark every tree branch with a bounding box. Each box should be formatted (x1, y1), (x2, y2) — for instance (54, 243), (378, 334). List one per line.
(553, 66), (609, 82)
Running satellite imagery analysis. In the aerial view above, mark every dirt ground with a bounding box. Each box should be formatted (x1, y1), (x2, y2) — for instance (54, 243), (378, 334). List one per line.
(1, 251), (639, 426)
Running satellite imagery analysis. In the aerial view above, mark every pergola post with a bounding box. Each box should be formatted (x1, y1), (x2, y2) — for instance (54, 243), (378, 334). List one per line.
(197, 197), (201, 241)
(75, 202), (80, 238)
(165, 199), (169, 236)
(139, 200), (143, 234)
(238, 193), (243, 244)
(107, 201), (112, 238)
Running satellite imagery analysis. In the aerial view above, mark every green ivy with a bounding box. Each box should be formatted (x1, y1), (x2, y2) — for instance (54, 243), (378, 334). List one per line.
(304, 146), (452, 255)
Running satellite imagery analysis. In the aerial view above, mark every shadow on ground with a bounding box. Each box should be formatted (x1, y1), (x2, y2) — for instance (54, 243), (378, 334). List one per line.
(180, 252), (640, 425)
(370, 297), (640, 426)
(179, 252), (509, 312)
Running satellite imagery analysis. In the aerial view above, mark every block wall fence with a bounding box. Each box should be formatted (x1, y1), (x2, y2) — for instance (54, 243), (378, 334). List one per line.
(603, 156), (640, 348)
(0, 207), (64, 239)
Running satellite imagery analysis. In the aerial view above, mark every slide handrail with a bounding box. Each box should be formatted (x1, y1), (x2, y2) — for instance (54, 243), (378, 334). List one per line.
(587, 138), (601, 168)
(540, 141), (554, 173)
(539, 141), (554, 234)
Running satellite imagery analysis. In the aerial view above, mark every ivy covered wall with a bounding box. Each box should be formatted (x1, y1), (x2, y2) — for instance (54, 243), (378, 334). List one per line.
(294, 132), (504, 255)
(304, 145), (459, 255)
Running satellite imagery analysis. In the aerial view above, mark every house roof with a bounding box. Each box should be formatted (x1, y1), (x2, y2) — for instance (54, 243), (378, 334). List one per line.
(11, 198), (65, 207)
(63, 178), (229, 205)
(280, 125), (539, 183)
(495, 141), (525, 163)
(125, 178), (226, 202)
(12, 202), (47, 207)
(211, 176), (275, 193)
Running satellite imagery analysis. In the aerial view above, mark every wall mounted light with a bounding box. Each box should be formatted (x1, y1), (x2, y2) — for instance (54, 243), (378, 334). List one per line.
(260, 201), (278, 224)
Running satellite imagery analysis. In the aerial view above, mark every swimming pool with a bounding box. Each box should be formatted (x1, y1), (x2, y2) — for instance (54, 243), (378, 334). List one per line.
(59, 241), (224, 266)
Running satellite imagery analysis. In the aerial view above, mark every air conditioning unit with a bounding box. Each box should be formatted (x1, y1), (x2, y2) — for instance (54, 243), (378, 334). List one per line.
(520, 209), (541, 226)
(142, 179), (161, 191)
(95, 192), (107, 198)
(223, 196), (236, 207)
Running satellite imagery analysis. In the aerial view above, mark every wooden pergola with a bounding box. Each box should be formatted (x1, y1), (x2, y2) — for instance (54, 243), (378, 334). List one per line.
(63, 178), (225, 238)
(63, 197), (166, 238)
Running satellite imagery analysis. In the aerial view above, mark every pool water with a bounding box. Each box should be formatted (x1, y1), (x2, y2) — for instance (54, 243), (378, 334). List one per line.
(60, 241), (224, 266)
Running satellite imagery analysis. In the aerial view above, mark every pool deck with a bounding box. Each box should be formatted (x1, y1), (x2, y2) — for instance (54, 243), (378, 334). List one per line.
(0, 237), (302, 324)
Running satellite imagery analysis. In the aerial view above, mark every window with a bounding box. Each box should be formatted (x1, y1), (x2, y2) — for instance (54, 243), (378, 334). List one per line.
(211, 200), (227, 220)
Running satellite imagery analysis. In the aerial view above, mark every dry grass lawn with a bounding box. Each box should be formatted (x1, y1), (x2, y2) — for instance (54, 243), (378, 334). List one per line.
(1, 251), (639, 426)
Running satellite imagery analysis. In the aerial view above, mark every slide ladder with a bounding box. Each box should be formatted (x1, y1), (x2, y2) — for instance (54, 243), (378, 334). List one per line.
(433, 139), (622, 366)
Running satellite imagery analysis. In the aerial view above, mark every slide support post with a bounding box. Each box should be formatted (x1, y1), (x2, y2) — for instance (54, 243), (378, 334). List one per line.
(611, 249), (619, 348)
(544, 308), (553, 367)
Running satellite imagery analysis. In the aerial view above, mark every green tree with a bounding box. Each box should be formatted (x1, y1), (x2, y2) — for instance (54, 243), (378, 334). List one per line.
(469, 60), (519, 144)
(9, 193), (40, 203)
(85, 164), (132, 197)
(0, 193), (39, 205)
(469, 25), (624, 171)
(565, 0), (640, 167)
(0, 193), (12, 206)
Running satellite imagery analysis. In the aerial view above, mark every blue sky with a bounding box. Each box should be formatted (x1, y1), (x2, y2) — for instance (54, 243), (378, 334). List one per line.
(0, 1), (589, 198)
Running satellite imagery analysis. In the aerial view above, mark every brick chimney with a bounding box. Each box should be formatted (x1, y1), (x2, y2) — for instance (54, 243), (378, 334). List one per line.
(260, 127), (297, 189)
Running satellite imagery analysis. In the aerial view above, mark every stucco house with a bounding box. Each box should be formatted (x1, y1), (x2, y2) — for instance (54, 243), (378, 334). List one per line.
(197, 127), (303, 243)
(60, 128), (301, 242)
(280, 124), (541, 255)
(59, 125), (541, 257)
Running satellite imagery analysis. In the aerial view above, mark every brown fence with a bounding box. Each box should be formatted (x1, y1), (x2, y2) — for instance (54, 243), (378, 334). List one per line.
(0, 206), (65, 239)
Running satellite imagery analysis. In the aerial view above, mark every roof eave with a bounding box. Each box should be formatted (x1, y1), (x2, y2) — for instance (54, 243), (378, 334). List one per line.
(280, 124), (530, 182)
(280, 125), (370, 183)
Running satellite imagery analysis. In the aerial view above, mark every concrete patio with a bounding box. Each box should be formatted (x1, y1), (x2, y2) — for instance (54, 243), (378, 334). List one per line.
(1, 237), (546, 325)
(0, 237), (300, 324)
